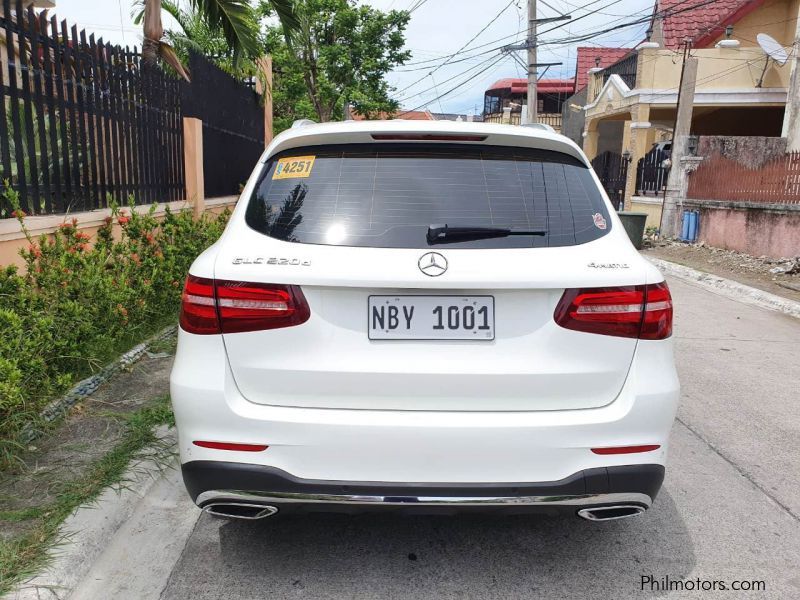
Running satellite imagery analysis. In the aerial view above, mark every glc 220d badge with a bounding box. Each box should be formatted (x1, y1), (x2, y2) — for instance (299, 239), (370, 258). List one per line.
(232, 257), (312, 266)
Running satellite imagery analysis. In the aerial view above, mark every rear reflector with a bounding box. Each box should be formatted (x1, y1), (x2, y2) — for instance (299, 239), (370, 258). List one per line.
(554, 282), (672, 340)
(371, 134), (487, 142)
(193, 441), (269, 452)
(591, 445), (661, 455)
(179, 275), (310, 335)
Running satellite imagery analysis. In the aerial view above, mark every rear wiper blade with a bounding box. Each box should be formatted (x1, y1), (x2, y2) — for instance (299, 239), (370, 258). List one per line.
(427, 224), (547, 244)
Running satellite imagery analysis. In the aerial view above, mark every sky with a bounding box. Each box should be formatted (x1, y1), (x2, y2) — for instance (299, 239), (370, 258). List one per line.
(51, 0), (652, 116)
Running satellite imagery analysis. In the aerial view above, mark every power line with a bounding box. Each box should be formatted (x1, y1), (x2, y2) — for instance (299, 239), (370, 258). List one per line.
(394, 0), (732, 113)
(117, 0), (127, 44)
(395, 0), (517, 96)
(395, 0), (634, 70)
(539, 0), (721, 47)
(395, 47), (501, 72)
(399, 52), (509, 102)
(399, 0), (641, 72)
(538, 0), (568, 16)
(398, 53), (511, 116)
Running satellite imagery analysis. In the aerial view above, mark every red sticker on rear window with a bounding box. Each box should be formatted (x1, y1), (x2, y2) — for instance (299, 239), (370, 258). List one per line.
(593, 213), (607, 230)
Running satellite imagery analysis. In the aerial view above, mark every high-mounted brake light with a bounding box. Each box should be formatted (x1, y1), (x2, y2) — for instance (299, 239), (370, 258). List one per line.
(553, 282), (672, 340)
(179, 275), (310, 335)
(370, 134), (487, 142)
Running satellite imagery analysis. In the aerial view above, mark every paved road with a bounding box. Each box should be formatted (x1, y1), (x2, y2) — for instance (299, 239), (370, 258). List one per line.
(78, 277), (800, 600)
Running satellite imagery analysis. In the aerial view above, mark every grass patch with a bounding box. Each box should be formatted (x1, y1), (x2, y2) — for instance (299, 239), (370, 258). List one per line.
(147, 333), (178, 356)
(0, 192), (228, 466)
(0, 396), (174, 595)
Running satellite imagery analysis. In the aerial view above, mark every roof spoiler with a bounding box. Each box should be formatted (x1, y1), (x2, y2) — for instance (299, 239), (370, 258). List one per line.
(291, 119), (317, 129)
(522, 123), (555, 133)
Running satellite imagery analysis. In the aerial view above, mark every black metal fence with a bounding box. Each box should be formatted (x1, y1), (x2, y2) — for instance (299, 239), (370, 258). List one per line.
(0, 0), (185, 217)
(181, 52), (264, 198)
(591, 151), (629, 210)
(603, 53), (638, 89)
(636, 146), (671, 196)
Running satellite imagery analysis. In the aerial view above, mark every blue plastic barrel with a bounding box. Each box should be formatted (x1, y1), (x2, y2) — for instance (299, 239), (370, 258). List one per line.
(681, 210), (691, 241)
(680, 210), (699, 242)
(687, 211), (698, 242)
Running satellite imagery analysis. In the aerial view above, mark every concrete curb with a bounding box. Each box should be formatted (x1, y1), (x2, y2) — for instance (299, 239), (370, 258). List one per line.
(20, 325), (177, 445)
(647, 257), (800, 320)
(7, 428), (196, 600)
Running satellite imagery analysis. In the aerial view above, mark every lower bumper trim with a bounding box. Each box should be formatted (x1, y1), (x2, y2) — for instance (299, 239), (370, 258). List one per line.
(183, 461), (665, 514)
(196, 489), (652, 509)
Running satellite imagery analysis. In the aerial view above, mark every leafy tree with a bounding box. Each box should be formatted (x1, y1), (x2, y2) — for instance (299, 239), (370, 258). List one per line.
(259, 0), (411, 130)
(135, 0), (299, 79)
(135, 0), (263, 78)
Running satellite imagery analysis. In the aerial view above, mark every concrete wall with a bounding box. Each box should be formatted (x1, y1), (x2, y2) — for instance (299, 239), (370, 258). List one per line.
(597, 121), (625, 155)
(630, 196), (664, 228)
(0, 197), (237, 270)
(561, 88), (587, 147)
(637, 46), (792, 92)
(685, 200), (800, 258)
(707, 0), (800, 49)
(696, 135), (787, 168)
(692, 107), (786, 137)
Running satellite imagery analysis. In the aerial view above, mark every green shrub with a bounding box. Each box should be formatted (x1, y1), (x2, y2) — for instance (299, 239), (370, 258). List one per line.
(0, 192), (229, 463)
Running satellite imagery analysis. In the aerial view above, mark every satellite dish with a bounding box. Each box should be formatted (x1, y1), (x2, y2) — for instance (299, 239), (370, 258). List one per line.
(757, 33), (789, 66)
(755, 33), (788, 88)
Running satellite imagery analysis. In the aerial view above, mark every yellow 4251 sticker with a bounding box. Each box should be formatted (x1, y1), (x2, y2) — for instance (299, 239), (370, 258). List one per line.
(272, 156), (315, 179)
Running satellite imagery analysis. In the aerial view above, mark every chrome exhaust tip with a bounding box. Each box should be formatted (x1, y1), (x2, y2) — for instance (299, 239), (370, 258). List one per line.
(577, 504), (647, 522)
(203, 502), (279, 520)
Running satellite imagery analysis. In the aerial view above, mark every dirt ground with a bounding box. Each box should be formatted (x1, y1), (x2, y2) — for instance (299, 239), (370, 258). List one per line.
(0, 337), (176, 542)
(643, 242), (800, 304)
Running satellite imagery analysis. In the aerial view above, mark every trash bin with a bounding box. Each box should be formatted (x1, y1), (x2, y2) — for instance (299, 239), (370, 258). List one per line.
(617, 211), (648, 250)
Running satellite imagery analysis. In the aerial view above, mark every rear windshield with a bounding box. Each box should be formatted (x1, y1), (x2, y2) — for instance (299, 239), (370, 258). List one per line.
(245, 143), (611, 249)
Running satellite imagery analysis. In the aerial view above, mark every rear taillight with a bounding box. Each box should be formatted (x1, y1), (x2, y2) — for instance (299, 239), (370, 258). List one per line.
(180, 276), (219, 334)
(179, 275), (310, 335)
(215, 280), (310, 333)
(554, 282), (672, 340)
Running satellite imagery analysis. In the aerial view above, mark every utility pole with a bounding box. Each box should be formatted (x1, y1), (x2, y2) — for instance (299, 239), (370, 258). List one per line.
(501, 6), (569, 125)
(527, 0), (538, 124)
(660, 40), (698, 238)
(781, 18), (800, 151)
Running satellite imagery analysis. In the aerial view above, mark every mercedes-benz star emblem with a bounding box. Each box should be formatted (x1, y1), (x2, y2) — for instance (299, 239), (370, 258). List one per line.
(418, 252), (448, 277)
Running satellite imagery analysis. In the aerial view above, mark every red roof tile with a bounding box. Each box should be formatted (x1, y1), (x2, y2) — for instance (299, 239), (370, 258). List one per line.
(486, 78), (575, 96)
(574, 47), (632, 91)
(657, 0), (765, 49)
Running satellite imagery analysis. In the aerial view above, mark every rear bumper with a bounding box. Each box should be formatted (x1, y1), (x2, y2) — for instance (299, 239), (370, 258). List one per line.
(185, 461), (664, 515)
(171, 333), (679, 485)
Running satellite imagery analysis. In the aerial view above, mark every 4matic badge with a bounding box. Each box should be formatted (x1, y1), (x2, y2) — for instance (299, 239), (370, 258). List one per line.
(232, 257), (311, 266)
(587, 261), (630, 269)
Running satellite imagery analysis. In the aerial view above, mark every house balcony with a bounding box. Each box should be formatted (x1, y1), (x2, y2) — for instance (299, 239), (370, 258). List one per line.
(484, 109), (562, 132)
(586, 46), (792, 111)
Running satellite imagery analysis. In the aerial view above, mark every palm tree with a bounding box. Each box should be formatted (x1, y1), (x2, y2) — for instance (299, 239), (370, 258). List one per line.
(137, 0), (299, 79)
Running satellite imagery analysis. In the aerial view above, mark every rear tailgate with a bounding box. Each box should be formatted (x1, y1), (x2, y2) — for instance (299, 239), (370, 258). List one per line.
(215, 138), (645, 412)
(215, 238), (645, 412)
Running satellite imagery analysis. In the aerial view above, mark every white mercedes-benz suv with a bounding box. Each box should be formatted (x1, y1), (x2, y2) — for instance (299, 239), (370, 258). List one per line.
(170, 119), (679, 522)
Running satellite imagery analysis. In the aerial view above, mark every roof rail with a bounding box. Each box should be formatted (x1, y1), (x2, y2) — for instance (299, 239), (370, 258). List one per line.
(291, 119), (317, 129)
(522, 123), (555, 133)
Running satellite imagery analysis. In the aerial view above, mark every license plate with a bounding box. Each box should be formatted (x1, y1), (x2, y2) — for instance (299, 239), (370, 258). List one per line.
(368, 296), (495, 340)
